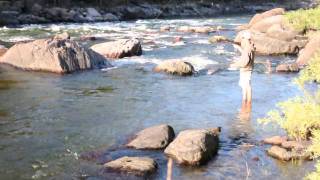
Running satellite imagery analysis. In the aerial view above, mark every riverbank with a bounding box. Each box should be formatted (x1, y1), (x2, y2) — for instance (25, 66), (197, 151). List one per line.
(0, 0), (318, 26)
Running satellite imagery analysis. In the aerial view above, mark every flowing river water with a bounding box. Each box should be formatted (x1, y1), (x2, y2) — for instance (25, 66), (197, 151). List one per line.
(0, 15), (315, 179)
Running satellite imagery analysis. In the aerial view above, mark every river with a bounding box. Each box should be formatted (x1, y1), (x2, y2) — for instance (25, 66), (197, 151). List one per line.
(0, 15), (314, 179)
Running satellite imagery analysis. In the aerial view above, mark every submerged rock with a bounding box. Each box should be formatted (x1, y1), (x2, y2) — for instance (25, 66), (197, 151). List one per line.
(104, 156), (157, 176)
(127, 124), (175, 150)
(276, 63), (299, 72)
(263, 136), (288, 145)
(164, 128), (220, 165)
(209, 35), (233, 44)
(90, 38), (142, 59)
(153, 60), (195, 76)
(0, 34), (111, 73)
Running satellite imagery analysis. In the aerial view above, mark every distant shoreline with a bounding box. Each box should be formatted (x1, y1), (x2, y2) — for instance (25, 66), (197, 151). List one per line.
(0, 0), (318, 27)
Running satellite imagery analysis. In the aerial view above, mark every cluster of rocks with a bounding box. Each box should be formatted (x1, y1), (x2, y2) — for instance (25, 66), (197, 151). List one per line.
(235, 8), (308, 57)
(209, 8), (320, 73)
(0, 0), (318, 26)
(263, 136), (312, 161)
(0, 34), (112, 73)
(102, 124), (220, 176)
(0, 33), (146, 74)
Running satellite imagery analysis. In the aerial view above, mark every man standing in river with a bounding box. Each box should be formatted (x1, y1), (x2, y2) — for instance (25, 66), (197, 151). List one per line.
(230, 31), (255, 114)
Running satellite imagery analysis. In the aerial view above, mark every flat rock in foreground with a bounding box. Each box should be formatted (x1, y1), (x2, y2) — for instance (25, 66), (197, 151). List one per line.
(104, 156), (157, 176)
(90, 38), (142, 59)
(267, 145), (311, 161)
(0, 36), (111, 73)
(127, 124), (175, 150)
(164, 128), (220, 165)
(153, 60), (195, 76)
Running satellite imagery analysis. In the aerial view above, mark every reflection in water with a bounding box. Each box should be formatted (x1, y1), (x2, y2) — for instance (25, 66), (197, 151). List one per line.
(228, 109), (253, 146)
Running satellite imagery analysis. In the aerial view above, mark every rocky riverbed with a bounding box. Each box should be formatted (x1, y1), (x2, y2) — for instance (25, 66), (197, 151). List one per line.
(0, 11), (317, 179)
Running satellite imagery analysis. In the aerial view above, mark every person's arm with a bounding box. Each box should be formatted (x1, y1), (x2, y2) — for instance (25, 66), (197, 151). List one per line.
(230, 51), (251, 69)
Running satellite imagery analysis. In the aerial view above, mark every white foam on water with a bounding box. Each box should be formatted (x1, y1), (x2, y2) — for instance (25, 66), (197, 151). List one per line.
(180, 55), (218, 71)
(192, 39), (210, 44)
(111, 56), (162, 67)
(8, 36), (34, 42)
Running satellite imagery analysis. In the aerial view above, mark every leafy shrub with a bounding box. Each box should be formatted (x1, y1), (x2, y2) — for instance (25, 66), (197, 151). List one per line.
(285, 7), (320, 32)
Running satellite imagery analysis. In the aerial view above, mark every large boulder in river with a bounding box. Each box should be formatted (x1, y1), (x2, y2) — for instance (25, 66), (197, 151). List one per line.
(164, 128), (220, 165)
(296, 34), (320, 66)
(127, 124), (175, 150)
(104, 156), (157, 176)
(235, 31), (307, 55)
(0, 35), (111, 73)
(251, 15), (284, 33)
(248, 8), (285, 27)
(90, 39), (142, 59)
(266, 24), (299, 42)
(153, 60), (195, 76)
(0, 45), (7, 58)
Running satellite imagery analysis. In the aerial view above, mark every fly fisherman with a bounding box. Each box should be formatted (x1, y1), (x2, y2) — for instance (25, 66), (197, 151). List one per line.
(230, 31), (255, 113)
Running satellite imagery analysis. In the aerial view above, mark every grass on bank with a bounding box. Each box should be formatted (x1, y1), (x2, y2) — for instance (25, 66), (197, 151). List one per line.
(285, 7), (320, 32)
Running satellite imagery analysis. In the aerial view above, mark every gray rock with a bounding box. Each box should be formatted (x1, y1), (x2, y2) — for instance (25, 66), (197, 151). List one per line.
(153, 60), (195, 76)
(267, 145), (311, 161)
(86, 7), (103, 21)
(18, 14), (48, 24)
(104, 156), (157, 176)
(127, 124), (175, 150)
(0, 36), (111, 74)
(0, 11), (19, 25)
(90, 38), (142, 59)
(103, 13), (119, 21)
(31, 3), (43, 16)
(164, 128), (220, 165)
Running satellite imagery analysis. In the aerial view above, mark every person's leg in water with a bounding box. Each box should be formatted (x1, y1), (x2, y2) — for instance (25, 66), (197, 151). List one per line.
(240, 77), (252, 114)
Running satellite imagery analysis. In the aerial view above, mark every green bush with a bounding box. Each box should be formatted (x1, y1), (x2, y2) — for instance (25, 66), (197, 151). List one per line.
(285, 7), (320, 32)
